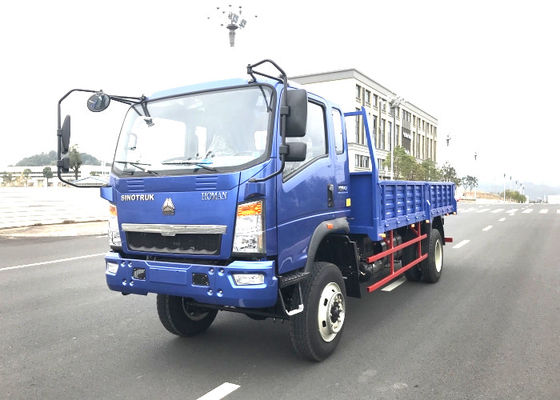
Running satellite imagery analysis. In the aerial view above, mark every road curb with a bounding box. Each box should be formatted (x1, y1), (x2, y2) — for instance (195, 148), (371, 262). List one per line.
(0, 220), (107, 238)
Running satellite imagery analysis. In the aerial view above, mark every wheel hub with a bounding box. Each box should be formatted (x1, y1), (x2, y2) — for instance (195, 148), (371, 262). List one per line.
(434, 239), (443, 273)
(181, 299), (210, 321)
(317, 282), (345, 342)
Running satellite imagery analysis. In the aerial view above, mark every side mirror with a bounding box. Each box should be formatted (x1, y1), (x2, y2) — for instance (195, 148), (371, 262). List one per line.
(60, 115), (71, 153)
(284, 142), (307, 162)
(285, 89), (307, 137)
(87, 92), (111, 112)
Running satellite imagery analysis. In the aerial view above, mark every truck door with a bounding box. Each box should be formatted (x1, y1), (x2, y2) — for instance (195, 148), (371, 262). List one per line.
(331, 107), (350, 209)
(276, 98), (336, 274)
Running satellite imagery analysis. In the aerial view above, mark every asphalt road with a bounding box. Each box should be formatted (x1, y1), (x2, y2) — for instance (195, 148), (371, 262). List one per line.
(1, 203), (559, 399)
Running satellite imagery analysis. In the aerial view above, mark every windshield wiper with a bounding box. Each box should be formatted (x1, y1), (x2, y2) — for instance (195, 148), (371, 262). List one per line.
(114, 160), (158, 175)
(161, 160), (217, 172)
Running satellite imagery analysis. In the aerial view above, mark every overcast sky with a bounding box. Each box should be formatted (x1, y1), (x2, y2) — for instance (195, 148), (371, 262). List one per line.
(2, 0), (559, 186)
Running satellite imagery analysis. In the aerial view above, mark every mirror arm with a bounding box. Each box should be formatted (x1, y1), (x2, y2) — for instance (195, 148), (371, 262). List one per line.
(248, 65), (290, 183)
(56, 88), (142, 188)
(140, 96), (152, 118)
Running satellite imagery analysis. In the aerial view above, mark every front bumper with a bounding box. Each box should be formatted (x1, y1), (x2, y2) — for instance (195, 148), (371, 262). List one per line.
(104, 253), (278, 309)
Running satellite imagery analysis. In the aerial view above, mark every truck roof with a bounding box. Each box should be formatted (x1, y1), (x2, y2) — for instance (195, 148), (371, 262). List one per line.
(149, 78), (274, 100)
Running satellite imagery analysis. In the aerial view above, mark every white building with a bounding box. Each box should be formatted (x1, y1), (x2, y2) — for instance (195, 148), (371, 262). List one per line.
(292, 69), (438, 177)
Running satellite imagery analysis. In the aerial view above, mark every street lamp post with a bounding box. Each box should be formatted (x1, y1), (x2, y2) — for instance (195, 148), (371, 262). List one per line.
(389, 96), (404, 180)
(208, 5), (257, 47)
(503, 173), (506, 203)
(473, 152), (478, 201)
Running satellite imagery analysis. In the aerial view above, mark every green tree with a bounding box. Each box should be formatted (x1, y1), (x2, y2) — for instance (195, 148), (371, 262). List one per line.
(69, 145), (83, 180)
(503, 189), (526, 203)
(2, 172), (13, 185)
(22, 168), (32, 186)
(440, 162), (461, 186)
(384, 146), (422, 180)
(419, 159), (442, 181)
(42, 166), (53, 186)
(461, 175), (478, 191)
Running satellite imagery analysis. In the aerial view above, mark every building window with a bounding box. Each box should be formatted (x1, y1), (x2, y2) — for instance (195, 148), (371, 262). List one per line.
(355, 84), (361, 100)
(355, 155), (370, 169)
(365, 90), (371, 105)
(373, 94), (378, 107)
(354, 107), (362, 144)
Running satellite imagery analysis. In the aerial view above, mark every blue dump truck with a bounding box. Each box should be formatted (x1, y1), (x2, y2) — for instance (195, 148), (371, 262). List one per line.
(56, 60), (456, 361)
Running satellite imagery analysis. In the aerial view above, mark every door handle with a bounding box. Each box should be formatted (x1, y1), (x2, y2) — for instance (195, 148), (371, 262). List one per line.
(327, 184), (334, 208)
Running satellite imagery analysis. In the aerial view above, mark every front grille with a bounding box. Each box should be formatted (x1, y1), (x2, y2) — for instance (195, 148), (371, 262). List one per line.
(126, 232), (221, 255)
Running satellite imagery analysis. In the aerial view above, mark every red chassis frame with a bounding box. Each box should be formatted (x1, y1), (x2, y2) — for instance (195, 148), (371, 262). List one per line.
(365, 223), (453, 293)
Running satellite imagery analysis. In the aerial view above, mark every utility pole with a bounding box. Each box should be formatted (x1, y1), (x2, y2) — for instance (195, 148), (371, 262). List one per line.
(503, 173), (506, 203)
(473, 152), (478, 201)
(389, 96), (404, 180)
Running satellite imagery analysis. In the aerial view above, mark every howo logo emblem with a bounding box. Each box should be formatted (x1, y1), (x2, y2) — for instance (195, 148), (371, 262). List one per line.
(162, 198), (175, 216)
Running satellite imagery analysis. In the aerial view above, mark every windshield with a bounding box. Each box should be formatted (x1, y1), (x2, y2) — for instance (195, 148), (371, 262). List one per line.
(113, 85), (274, 175)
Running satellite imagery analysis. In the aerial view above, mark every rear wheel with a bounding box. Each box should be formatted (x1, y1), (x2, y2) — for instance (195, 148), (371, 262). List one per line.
(289, 262), (346, 361)
(157, 294), (218, 337)
(422, 229), (443, 283)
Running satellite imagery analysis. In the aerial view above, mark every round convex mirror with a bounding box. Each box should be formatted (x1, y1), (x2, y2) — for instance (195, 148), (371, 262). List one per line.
(87, 92), (111, 112)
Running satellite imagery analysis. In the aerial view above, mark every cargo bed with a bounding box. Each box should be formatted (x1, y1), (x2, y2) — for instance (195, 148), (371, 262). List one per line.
(349, 173), (456, 240)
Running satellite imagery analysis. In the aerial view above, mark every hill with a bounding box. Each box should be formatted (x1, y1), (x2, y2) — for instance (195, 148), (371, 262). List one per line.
(16, 151), (102, 166)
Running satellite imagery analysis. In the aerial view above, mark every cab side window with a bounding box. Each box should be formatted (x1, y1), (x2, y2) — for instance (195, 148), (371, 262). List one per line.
(284, 101), (327, 176)
(332, 108), (344, 154)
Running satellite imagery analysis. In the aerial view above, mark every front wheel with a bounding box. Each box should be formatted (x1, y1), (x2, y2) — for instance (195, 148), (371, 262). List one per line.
(289, 262), (346, 361)
(157, 294), (218, 337)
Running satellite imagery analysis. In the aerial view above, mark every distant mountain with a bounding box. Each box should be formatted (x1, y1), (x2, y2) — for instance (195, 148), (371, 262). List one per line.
(16, 151), (57, 166)
(479, 182), (560, 201)
(16, 150), (102, 166)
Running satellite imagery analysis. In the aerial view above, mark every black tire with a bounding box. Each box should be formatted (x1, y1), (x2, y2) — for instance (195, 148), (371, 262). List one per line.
(404, 265), (423, 281)
(402, 230), (422, 281)
(156, 294), (218, 337)
(289, 262), (346, 362)
(422, 229), (443, 283)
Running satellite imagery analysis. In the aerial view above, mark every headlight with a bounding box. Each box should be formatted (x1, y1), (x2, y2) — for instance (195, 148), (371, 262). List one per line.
(108, 204), (122, 247)
(232, 200), (264, 254)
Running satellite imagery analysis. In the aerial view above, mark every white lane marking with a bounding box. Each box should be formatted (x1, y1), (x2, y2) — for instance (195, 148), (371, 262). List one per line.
(498, 217), (506, 222)
(507, 209), (518, 214)
(539, 209), (548, 214)
(462, 208), (474, 213)
(482, 225), (493, 232)
(0, 253), (106, 272)
(477, 208), (490, 213)
(381, 276), (406, 292)
(95, 235), (107, 238)
(197, 383), (240, 400)
(453, 239), (470, 249)
(522, 209), (533, 214)
(491, 208), (504, 213)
